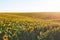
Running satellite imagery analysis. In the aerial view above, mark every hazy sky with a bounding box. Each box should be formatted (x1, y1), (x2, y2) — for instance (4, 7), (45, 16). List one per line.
(0, 0), (60, 12)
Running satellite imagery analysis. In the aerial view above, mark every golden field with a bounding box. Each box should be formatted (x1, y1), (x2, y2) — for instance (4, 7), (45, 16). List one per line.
(0, 13), (60, 40)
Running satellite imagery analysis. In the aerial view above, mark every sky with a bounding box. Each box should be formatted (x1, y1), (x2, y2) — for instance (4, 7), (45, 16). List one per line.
(0, 0), (60, 12)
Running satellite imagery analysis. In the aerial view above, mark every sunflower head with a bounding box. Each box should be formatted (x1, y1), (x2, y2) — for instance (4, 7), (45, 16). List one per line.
(3, 35), (8, 40)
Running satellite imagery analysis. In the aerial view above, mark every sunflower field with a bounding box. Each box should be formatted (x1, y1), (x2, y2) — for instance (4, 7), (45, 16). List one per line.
(0, 14), (60, 40)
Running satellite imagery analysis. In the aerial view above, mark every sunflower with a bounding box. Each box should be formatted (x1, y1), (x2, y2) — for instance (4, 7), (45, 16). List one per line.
(12, 33), (15, 37)
(0, 31), (2, 34)
(7, 28), (12, 31)
(3, 35), (8, 40)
